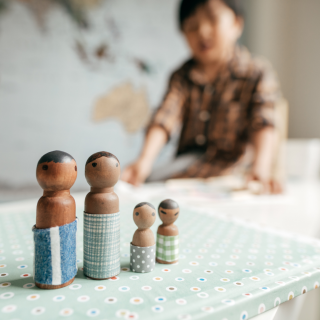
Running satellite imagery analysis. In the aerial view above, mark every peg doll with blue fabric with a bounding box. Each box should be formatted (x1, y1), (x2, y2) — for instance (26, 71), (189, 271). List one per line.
(33, 150), (78, 289)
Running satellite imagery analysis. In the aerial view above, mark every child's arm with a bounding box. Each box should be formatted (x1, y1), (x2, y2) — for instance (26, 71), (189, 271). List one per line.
(121, 70), (188, 186)
(121, 126), (167, 186)
(248, 126), (282, 194)
(247, 59), (283, 194)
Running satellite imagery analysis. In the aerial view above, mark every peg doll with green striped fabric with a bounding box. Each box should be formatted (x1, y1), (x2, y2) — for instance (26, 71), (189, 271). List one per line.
(83, 151), (121, 280)
(156, 199), (180, 264)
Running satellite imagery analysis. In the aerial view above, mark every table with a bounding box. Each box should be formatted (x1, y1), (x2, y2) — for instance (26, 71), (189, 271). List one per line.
(1, 181), (320, 320)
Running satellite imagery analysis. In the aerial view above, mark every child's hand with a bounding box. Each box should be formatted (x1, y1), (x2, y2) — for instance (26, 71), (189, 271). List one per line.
(121, 126), (167, 186)
(246, 166), (283, 195)
(121, 159), (152, 186)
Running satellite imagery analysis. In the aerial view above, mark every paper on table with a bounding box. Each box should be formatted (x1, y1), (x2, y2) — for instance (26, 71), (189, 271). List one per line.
(116, 179), (292, 206)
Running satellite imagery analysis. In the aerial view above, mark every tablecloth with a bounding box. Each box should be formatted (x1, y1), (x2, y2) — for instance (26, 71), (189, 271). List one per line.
(1, 200), (320, 320)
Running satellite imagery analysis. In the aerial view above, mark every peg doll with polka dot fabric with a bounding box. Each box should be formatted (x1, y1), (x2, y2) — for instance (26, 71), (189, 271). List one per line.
(130, 202), (156, 273)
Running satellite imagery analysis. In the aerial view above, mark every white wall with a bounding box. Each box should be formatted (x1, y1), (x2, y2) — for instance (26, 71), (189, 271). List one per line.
(243, 0), (320, 139)
(2, 0), (319, 190)
(0, 0), (189, 189)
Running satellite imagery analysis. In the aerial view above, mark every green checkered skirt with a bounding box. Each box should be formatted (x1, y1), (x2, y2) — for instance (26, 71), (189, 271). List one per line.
(156, 234), (179, 262)
(83, 212), (120, 279)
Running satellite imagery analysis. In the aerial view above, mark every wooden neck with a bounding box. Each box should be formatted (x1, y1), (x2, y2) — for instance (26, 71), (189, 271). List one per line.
(138, 227), (149, 231)
(43, 190), (70, 197)
(161, 222), (173, 227)
(90, 187), (114, 193)
(157, 223), (178, 236)
(132, 228), (155, 247)
(37, 189), (76, 229)
(85, 187), (119, 214)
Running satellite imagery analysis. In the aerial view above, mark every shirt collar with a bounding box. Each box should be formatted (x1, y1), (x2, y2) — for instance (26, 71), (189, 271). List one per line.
(187, 46), (250, 85)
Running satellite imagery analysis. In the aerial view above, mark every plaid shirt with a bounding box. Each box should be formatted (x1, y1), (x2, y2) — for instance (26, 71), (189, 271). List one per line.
(148, 47), (281, 178)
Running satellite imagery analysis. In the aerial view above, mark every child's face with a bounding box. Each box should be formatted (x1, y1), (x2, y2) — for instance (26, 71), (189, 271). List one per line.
(182, 0), (243, 64)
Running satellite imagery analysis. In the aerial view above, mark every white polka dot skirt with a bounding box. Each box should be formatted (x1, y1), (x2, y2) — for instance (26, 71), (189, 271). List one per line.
(130, 243), (155, 273)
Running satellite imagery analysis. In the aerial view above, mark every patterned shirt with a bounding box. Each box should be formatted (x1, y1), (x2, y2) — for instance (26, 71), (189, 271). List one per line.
(148, 46), (281, 178)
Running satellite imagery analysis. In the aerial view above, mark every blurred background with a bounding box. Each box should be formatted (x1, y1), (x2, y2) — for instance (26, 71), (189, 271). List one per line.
(0, 0), (320, 201)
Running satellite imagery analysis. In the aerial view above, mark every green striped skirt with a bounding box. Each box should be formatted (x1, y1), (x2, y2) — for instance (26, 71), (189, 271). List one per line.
(83, 212), (120, 279)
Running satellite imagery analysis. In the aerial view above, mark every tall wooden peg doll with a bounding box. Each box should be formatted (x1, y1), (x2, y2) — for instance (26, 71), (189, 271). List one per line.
(84, 151), (121, 279)
(130, 202), (156, 273)
(33, 150), (78, 289)
(156, 199), (180, 264)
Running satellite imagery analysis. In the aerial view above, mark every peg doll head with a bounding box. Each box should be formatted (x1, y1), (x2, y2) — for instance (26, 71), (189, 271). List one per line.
(158, 199), (180, 226)
(85, 151), (120, 188)
(133, 202), (156, 230)
(36, 150), (77, 191)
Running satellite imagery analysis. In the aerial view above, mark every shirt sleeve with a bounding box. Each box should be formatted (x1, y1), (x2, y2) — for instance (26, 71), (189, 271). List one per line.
(147, 70), (188, 141)
(248, 59), (281, 132)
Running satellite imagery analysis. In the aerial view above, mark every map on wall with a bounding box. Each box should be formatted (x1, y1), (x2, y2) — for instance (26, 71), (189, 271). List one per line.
(93, 82), (150, 133)
(0, 0), (188, 187)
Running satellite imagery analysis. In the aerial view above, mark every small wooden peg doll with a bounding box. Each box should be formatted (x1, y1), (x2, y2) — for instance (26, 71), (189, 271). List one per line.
(83, 151), (121, 280)
(33, 150), (78, 289)
(156, 199), (180, 264)
(130, 202), (156, 273)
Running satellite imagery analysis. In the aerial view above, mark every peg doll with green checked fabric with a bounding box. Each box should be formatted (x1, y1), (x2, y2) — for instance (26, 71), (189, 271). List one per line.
(156, 199), (180, 264)
(83, 151), (121, 280)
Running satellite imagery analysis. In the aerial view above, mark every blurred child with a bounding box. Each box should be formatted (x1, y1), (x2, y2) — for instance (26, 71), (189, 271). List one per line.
(122, 0), (282, 193)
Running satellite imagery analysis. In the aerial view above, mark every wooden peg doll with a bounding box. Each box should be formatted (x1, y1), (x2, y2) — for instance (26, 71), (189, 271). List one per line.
(33, 150), (78, 289)
(83, 151), (121, 280)
(130, 202), (156, 273)
(156, 199), (180, 264)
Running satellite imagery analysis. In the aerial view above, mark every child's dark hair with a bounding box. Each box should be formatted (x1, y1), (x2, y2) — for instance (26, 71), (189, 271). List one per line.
(179, 0), (244, 30)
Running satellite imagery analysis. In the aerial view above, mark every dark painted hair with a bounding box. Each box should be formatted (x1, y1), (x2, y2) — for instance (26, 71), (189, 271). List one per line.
(158, 199), (179, 210)
(86, 151), (119, 166)
(38, 150), (74, 165)
(179, 0), (244, 30)
(134, 202), (155, 209)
